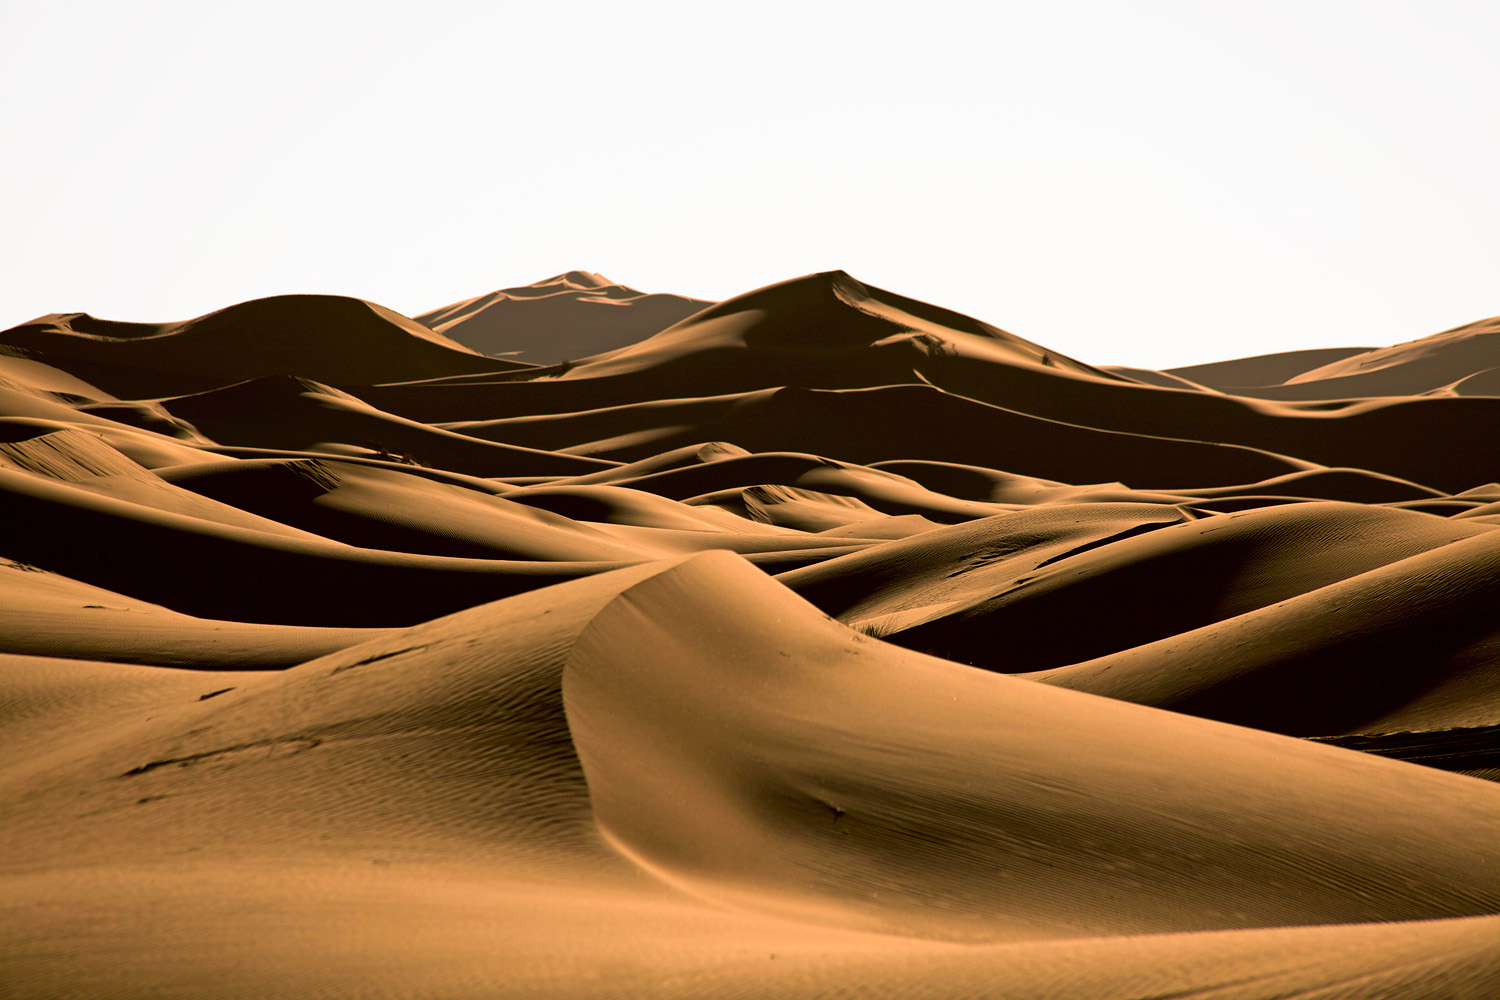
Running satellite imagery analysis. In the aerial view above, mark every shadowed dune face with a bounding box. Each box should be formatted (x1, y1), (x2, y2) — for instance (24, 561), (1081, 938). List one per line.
(801, 500), (1495, 674)
(5, 271), (1500, 998)
(3, 295), (525, 398)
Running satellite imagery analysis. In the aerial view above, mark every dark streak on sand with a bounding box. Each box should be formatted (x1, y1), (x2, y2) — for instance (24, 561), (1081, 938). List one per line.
(1310, 725), (1500, 770)
(119, 738), (323, 778)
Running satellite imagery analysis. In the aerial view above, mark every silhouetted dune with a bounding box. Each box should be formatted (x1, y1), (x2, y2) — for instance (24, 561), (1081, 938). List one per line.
(5, 270), (1500, 997)
(1165, 346), (1372, 388)
(353, 275), (1500, 491)
(4, 295), (523, 397)
(418, 271), (711, 364)
(560, 270), (1122, 380)
(1169, 315), (1500, 399)
(350, 271), (1133, 421)
(1282, 315), (1500, 392)
(1099, 364), (1217, 390)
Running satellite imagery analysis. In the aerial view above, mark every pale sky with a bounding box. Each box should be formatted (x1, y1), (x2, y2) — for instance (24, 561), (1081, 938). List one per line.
(5, 1), (1499, 369)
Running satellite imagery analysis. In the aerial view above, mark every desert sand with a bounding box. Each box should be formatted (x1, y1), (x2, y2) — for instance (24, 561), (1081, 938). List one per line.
(3, 270), (1500, 998)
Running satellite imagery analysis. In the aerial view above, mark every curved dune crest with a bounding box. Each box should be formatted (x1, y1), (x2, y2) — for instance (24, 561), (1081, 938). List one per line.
(1026, 524), (1500, 736)
(3, 295), (521, 397)
(418, 271), (712, 364)
(860, 500), (1495, 672)
(10, 553), (1497, 996)
(0, 557), (386, 668)
(565, 552), (1500, 940)
(5, 269), (1500, 997)
(560, 270), (1122, 382)
(777, 502), (1193, 626)
(1161, 315), (1500, 400)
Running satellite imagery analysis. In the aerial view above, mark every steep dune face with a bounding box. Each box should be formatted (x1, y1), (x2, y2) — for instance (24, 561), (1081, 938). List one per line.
(4, 270), (1500, 997)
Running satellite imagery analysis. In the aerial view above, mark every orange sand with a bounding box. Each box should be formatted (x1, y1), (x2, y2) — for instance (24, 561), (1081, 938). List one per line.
(4, 271), (1500, 997)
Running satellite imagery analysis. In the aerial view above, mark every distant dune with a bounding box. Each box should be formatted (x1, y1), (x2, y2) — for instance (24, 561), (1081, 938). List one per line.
(417, 270), (711, 365)
(4, 272), (1500, 998)
(1164, 316), (1500, 399)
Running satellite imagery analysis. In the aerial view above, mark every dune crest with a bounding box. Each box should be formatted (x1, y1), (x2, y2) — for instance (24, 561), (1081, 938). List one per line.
(417, 271), (712, 364)
(567, 551), (1500, 942)
(4, 269), (1500, 997)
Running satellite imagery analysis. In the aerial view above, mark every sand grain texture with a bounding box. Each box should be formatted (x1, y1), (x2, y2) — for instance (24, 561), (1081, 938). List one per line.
(3, 271), (1500, 998)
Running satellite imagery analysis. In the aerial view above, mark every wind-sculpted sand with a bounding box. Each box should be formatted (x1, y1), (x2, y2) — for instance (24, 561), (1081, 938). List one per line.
(4, 271), (1500, 997)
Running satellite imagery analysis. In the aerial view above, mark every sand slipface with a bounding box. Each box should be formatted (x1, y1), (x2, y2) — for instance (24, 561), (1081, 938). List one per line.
(3, 271), (1500, 998)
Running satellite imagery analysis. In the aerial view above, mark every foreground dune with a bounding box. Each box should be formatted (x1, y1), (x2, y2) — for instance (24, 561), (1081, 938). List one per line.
(3, 271), (1499, 997)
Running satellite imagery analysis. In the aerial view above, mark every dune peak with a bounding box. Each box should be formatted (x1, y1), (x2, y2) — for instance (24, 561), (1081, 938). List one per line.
(7, 264), (1500, 998)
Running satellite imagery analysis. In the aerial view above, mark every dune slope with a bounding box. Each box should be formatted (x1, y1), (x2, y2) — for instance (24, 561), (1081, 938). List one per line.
(3, 270), (1500, 998)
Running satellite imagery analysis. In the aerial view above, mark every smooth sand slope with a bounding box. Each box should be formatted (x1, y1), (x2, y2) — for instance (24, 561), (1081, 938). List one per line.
(418, 270), (712, 364)
(1164, 315), (1500, 399)
(3, 294), (526, 398)
(3, 271), (1500, 997)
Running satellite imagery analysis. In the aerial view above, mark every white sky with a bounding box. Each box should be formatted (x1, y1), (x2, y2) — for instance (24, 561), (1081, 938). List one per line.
(4, 1), (1499, 369)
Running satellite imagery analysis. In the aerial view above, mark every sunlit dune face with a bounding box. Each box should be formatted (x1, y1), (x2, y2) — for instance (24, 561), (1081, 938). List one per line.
(4, 266), (1500, 998)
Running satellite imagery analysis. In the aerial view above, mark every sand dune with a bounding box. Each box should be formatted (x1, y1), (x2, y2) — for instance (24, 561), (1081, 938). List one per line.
(417, 270), (712, 364)
(796, 501), (1493, 674)
(1281, 315), (1500, 394)
(360, 273), (1500, 491)
(1165, 346), (1373, 388)
(1024, 523), (1500, 736)
(4, 294), (523, 397)
(162, 375), (619, 477)
(4, 270), (1500, 997)
(0, 558), (384, 668)
(570, 553), (1500, 938)
(1160, 315), (1500, 400)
